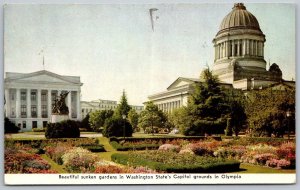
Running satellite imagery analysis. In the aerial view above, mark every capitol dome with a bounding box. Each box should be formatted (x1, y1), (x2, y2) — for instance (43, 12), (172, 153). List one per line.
(212, 3), (275, 84)
(218, 3), (261, 33)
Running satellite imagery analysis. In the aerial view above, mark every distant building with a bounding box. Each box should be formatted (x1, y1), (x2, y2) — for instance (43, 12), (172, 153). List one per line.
(147, 3), (295, 113)
(81, 99), (143, 119)
(130, 105), (144, 114)
(4, 70), (83, 131)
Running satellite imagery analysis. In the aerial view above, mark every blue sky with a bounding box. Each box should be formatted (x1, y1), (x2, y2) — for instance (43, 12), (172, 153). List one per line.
(4, 3), (295, 105)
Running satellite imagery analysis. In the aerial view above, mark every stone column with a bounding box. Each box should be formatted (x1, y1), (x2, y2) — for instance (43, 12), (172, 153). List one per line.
(16, 88), (20, 118)
(251, 40), (254, 56)
(5, 89), (10, 117)
(37, 89), (41, 118)
(237, 40), (240, 56)
(76, 91), (81, 120)
(47, 90), (52, 119)
(222, 42), (225, 58)
(232, 41), (235, 56)
(255, 40), (258, 56)
(227, 41), (231, 57)
(27, 89), (31, 118)
(224, 42), (227, 58)
(214, 45), (217, 60)
(218, 44), (221, 59)
(68, 91), (72, 118)
(243, 39), (246, 56)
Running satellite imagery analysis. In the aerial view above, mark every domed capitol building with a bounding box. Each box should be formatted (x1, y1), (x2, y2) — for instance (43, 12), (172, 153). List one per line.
(147, 3), (295, 113)
(212, 3), (282, 86)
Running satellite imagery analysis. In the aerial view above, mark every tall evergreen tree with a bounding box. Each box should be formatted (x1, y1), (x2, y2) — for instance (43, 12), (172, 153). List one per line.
(188, 68), (228, 121)
(115, 90), (132, 118)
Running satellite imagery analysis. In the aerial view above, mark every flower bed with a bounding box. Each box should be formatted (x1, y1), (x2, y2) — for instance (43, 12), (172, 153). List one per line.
(111, 151), (240, 173)
(5, 144), (57, 173)
(110, 141), (160, 151)
(62, 147), (100, 173)
(213, 141), (295, 169)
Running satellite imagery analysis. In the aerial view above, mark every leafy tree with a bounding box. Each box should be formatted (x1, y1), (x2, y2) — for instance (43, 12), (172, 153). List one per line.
(89, 110), (114, 132)
(114, 90), (132, 118)
(4, 117), (20, 133)
(102, 117), (133, 138)
(169, 107), (193, 134)
(245, 87), (295, 137)
(224, 89), (247, 136)
(138, 101), (167, 135)
(185, 68), (229, 135)
(128, 109), (139, 132)
(80, 113), (92, 131)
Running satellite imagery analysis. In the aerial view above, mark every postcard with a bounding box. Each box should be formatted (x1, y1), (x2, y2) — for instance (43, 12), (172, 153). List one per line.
(3, 2), (296, 185)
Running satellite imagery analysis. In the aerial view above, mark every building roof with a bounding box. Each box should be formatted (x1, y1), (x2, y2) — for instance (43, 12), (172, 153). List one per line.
(5, 70), (82, 85)
(218, 3), (261, 33)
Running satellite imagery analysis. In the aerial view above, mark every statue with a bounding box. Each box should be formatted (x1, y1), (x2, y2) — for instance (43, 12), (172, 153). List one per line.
(52, 91), (70, 115)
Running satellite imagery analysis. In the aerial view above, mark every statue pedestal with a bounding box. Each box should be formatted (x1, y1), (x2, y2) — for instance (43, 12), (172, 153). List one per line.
(51, 114), (69, 123)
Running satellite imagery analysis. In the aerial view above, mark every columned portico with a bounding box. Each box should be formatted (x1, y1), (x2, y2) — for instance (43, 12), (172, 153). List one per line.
(4, 70), (83, 131)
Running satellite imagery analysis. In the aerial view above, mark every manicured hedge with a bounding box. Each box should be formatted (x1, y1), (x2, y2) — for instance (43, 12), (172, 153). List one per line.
(109, 136), (221, 143)
(110, 141), (159, 151)
(45, 120), (80, 138)
(224, 137), (294, 146)
(78, 144), (106, 152)
(111, 153), (240, 173)
(5, 138), (99, 148)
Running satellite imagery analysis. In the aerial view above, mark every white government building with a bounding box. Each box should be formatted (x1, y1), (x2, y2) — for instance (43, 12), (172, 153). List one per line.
(81, 99), (143, 119)
(4, 70), (82, 131)
(148, 3), (295, 113)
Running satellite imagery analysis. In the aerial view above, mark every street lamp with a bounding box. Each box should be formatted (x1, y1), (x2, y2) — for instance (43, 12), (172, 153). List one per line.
(122, 114), (126, 139)
(286, 111), (291, 140)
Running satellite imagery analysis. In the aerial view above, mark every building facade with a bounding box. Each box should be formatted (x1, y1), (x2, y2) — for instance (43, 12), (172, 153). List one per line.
(4, 70), (82, 131)
(148, 77), (232, 114)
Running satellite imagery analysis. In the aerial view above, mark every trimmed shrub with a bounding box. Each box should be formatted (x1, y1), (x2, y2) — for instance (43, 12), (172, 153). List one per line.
(111, 152), (240, 173)
(183, 120), (226, 136)
(45, 120), (80, 138)
(110, 141), (159, 151)
(78, 144), (105, 152)
(102, 117), (133, 137)
(4, 117), (20, 133)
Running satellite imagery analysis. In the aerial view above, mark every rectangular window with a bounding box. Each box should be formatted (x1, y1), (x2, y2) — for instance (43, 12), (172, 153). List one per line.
(43, 121), (48, 128)
(32, 121), (37, 129)
(31, 105), (37, 118)
(22, 121), (26, 128)
(21, 105), (26, 118)
(31, 91), (37, 101)
(21, 91), (26, 101)
(42, 105), (47, 118)
(41, 92), (47, 101)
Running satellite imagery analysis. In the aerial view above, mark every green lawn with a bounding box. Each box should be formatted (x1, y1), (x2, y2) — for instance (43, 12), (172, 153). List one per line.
(237, 163), (296, 173)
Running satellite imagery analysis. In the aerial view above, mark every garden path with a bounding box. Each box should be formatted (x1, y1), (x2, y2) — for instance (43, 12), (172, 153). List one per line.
(41, 154), (67, 173)
(97, 137), (120, 161)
